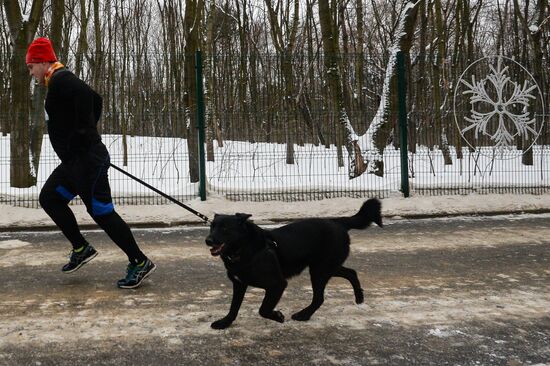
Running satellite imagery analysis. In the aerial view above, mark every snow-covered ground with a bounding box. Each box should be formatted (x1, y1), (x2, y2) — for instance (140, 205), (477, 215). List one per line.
(2, 192), (550, 230)
(1, 134), (550, 229)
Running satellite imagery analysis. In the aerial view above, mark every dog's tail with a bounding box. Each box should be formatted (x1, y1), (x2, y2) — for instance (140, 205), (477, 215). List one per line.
(333, 198), (382, 230)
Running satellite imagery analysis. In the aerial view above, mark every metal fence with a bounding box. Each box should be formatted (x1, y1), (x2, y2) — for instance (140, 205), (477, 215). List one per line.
(0, 134), (198, 207)
(1, 52), (549, 207)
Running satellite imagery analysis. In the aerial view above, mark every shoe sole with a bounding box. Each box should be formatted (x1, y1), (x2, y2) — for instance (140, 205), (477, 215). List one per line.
(62, 251), (98, 274)
(117, 263), (157, 289)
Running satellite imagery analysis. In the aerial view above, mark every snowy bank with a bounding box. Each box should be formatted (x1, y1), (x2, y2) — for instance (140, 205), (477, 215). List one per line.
(2, 193), (550, 230)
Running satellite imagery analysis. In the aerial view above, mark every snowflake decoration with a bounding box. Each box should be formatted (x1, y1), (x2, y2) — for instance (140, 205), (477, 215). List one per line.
(460, 56), (538, 152)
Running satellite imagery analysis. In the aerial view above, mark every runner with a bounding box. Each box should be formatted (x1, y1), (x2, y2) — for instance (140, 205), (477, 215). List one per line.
(26, 37), (156, 289)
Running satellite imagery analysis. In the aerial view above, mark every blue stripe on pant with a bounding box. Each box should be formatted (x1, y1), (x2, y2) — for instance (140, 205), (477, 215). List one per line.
(92, 198), (114, 216)
(55, 185), (76, 201)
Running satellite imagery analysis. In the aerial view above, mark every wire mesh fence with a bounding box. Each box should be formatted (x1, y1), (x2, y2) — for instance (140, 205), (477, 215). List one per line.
(0, 134), (198, 207)
(1, 52), (550, 208)
(204, 132), (401, 201)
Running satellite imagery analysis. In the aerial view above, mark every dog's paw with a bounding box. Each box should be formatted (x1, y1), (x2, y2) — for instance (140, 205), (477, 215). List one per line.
(211, 317), (233, 330)
(291, 310), (311, 322)
(356, 288), (364, 304)
(260, 310), (285, 323)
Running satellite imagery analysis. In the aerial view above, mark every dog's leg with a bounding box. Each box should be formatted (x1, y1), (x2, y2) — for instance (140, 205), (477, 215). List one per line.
(259, 281), (287, 323)
(211, 279), (248, 330)
(292, 269), (330, 321)
(333, 266), (364, 304)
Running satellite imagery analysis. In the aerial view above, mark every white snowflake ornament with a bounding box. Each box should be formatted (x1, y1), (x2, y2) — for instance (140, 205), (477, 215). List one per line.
(454, 55), (544, 158)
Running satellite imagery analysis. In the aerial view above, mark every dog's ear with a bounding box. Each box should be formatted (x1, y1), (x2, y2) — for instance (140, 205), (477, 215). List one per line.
(235, 213), (252, 223)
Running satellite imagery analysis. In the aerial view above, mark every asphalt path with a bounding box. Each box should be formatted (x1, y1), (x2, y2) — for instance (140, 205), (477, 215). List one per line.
(0, 214), (549, 365)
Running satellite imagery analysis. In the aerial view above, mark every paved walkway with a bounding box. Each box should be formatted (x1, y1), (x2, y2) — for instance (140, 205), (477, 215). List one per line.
(1, 215), (549, 365)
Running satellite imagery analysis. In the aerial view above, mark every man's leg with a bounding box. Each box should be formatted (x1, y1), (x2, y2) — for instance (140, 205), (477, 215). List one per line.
(39, 166), (98, 273)
(93, 210), (156, 289)
(93, 210), (146, 264)
(82, 151), (155, 288)
(39, 166), (87, 249)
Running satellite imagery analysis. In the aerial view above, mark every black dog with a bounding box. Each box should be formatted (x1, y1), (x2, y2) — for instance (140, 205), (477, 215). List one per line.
(205, 198), (382, 329)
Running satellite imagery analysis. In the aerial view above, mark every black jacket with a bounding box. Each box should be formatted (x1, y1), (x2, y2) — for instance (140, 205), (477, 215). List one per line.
(45, 69), (102, 163)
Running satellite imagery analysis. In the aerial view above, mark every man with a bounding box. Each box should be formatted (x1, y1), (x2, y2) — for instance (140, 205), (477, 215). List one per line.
(26, 37), (156, 289)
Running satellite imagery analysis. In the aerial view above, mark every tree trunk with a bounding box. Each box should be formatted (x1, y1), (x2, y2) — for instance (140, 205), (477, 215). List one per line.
(432, 0), (452, 165)
(91, 0), (103, 89)
(514, 0), (546, 166)
(235, 0), (251, 143)
(9, 41), (34, 187)
(0, 27), (9, 136)
(75, 0), (90, 78)
(318, 0), (366, 178)
(3, 0), (45, 187)
(30, 82), (46, 183)
(30, 0), (63, 181)
(360, 1), (421, 177)
(452, 0), (463, 159)
(204, 0), (218, 161)
(355, 0), (365, 111)
(50, 0), (64, 52)
(265, 0), (300, 164)
(114, 0), (129, 166)
(184, 0), (204, 183)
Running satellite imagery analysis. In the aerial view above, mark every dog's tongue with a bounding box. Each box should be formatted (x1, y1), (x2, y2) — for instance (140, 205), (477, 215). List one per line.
(210, 243), (225, 256)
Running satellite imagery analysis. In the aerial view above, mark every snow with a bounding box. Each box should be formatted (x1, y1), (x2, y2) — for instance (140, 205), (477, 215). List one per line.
(428, 328), (466, 338)
(1, 133), (549, 229)
(0, 240), (31, 249)
(2, 192), (550, 229)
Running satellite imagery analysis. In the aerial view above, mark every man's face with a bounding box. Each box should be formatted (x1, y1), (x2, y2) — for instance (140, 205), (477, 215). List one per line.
(27, 62), (49, 84)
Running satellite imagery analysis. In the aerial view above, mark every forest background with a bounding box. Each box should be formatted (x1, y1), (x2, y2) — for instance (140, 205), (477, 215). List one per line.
(0, 0), (549, 201)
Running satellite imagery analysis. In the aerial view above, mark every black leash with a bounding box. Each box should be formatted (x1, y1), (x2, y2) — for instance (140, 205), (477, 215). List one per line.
(109, 162), (210, 223)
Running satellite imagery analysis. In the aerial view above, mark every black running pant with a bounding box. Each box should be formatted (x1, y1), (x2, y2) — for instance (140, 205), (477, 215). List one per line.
(39, 143), (146, 264)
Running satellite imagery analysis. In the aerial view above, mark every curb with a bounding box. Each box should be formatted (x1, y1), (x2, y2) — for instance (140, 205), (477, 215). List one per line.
(0, 220), (209, 233)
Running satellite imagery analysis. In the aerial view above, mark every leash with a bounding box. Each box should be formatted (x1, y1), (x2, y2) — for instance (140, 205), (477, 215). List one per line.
(109, 162), (210, 223)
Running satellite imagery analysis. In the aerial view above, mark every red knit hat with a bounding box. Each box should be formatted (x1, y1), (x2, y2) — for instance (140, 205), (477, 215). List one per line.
(26, 37), (57, 64)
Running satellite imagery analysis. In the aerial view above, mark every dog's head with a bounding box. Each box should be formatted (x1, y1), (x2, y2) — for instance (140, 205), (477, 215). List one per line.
(205, 213), (252, 258)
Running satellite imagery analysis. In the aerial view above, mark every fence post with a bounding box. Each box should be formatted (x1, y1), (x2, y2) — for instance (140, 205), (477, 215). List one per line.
(195, 50), (207, 201)
(397, 51), (410, 197)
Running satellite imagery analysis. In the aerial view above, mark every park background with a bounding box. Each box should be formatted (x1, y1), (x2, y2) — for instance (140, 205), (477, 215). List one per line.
(1, 0), (549, 209)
